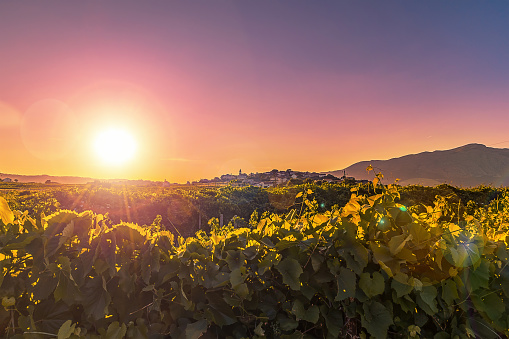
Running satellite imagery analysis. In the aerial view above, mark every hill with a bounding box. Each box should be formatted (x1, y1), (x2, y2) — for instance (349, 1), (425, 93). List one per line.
(328, 143), (509, 187)
(0, 172), (96, 184)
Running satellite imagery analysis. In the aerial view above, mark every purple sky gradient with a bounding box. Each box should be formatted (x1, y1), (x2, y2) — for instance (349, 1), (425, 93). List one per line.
(1, 1), (508, 182)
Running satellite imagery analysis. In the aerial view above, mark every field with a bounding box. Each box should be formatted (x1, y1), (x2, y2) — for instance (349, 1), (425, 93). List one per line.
(1, 180), (509, 338)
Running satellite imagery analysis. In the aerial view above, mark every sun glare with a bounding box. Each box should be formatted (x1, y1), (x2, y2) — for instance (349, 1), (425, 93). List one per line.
(93, 128), (137, 165)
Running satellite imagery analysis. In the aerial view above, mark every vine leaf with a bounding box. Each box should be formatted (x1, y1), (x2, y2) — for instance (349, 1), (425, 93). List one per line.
(292, 299), (319, 323)
(225, 250), (246, 271)
(0, 197), (14, 225)
(417, 285), (438, 315)
(277, 314), (299, 331)
(335, 267), (356, 301)
(230, 268), (249, 298)
(276, 257), (303, 290)
(321, 306), (343, 338)
(468, 260), (490, 292)
(407, 223), (430, 245)
(388, 234), (412, 255)
(441, 279), (459, 306)
(258, 251), (280, 275)
(482, 293), (505, 322)
(391, 274), (413, 298)
(185, 319), (208, 339)
(361, 300), (393, 339)
(359, 272), (385, 298)
(57, 320), (75, 339)
(82, 276), (110, 320)
(104, 321), (127, 339)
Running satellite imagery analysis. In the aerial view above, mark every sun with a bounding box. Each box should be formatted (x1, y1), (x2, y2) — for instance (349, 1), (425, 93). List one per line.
(93, 128), (137, 165)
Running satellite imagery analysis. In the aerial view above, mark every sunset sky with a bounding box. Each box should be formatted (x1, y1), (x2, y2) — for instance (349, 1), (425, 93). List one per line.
(1, 1), (509, 183)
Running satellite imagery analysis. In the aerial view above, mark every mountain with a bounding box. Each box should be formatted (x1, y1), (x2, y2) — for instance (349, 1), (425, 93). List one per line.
(0, 173), (96, 184)
(328, 144), (509, 187)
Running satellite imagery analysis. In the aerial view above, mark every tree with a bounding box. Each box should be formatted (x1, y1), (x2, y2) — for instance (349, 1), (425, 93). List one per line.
(287, 178), (303, 186)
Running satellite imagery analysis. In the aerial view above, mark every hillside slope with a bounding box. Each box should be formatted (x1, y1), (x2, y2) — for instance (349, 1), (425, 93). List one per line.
(328, 144), (509, 187)
(0, 173), (96, 184)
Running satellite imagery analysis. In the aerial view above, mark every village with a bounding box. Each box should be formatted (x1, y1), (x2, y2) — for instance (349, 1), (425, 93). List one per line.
(170, 168), (356, 188)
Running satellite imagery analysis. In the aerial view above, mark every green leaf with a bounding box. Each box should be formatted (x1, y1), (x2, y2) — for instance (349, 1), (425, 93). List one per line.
(54, 273), (80, 305)
(32, 273), (58, 300)
(468, 260), (490, 292)
(126, 318), (148, 339)
(407, 223), (430, 246)
(57, 320), (75, 339)
(230, 268), (245, 287)
(482, 292), (505, 322)
(393, 208), (413, 227)
(225, 250), (246, 271)
(335, 267), (356, 301)
(276, 257), (303, 290)
(82, 276), (111, 320)
(118, 264), (135, 295)
(417, 285), (438, 315)
(277, 314), (299, 331)
(104, 321), (127, 339)
(391, 274), (413, 298)
(0, 197), (14, 225)
(141, 247), (152, 284)
(2, 296), (15, 308)
(441, 279), (459, 306)
(292, 299), (319, 323)
(388, 234), (412, 255)
(359, 272), (385, 298)
(341, 241), (369, 274)
(57, 256), (72, 274)
(258, 251), (280, 275)
(206, 292), (237, 326)
(310, 253), (323, 272)
(361, 300), (393, 339)
(185, 319), (208, 339)
(321, 306), (343, 338)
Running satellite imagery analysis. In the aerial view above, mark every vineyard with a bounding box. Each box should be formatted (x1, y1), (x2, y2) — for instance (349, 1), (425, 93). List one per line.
(1, 179), (509, 338)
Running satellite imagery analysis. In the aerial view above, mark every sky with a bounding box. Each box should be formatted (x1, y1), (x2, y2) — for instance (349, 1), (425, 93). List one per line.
(1, 1), (509, 183)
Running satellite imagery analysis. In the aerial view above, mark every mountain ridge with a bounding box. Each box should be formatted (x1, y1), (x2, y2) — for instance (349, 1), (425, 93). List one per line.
(0, 172), (97, 184)
(328, 143), (509, 187)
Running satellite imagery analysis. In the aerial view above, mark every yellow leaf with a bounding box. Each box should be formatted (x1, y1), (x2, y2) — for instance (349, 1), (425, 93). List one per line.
(449, 267), (458, 277)
(2, 296), (15, 308)
(0, 197), (14, 225)
(448, 223), (461, 236)
(366, 165), (373, 172)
